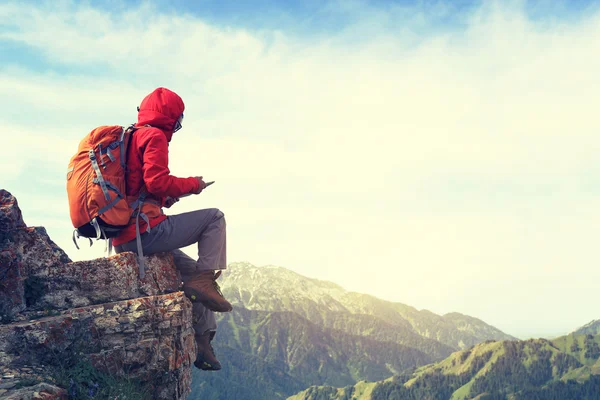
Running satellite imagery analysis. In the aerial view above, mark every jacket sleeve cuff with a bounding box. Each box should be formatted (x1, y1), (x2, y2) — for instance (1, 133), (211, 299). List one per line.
(188, 177), (200, 194)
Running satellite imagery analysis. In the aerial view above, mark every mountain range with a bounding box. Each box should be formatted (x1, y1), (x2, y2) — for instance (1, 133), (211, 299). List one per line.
(187, 262), (514, 400)
(291, 332), (600, 399)
(220, 262), (514, 351)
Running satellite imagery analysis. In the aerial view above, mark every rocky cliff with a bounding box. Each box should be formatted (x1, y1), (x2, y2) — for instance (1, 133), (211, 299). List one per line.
(0, 190), (195, 399)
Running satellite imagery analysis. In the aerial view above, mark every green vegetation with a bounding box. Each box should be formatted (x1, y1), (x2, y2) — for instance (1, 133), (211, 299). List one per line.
(192, 264), (518, 400)
(50, 359), (149, 400)
(39, 341), (150, 399)
(188, 307), (434, 399)
(291, 333), (600, 400)
(13, 378), (42, 389)
(572, 320), (600, 336)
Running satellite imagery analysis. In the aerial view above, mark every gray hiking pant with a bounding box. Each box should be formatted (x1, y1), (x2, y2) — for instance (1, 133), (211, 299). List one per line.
(114, 208), (226, 335)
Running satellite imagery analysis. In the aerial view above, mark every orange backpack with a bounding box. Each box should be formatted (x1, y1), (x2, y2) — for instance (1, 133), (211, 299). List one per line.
(67, 124), (156, 278)
(67, 125), (137, 241)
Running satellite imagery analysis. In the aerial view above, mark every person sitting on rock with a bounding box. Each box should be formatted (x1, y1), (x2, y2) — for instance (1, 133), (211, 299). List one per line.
(112, 87), (232, 371)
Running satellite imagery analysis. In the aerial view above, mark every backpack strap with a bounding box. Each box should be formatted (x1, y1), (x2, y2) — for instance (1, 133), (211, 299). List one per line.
(72, 229), (93, 250)
(93, 179), (126, 216)
(106, 148), (116, 163)
(93, 126), (135, 217)
(88, 150), (111, 201)
(120, 125), (137, 169)
(90, 217), (102, 239)
(130, 187), (151, 279)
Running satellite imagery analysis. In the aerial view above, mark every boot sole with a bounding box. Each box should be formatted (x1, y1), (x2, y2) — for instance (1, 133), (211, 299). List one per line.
(183, 287), (233, 313)
(194, 361), (222, 371)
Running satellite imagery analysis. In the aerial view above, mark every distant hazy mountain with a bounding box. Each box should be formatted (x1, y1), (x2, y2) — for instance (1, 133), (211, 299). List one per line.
(221, 262), (515, 350)
(573, 319), (600, 336)
(188, 262), (516, 400)
(289, 333), (600, 400)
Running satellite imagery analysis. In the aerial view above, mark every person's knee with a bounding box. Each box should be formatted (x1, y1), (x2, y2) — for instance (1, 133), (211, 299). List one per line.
(210, 208), (225, 223)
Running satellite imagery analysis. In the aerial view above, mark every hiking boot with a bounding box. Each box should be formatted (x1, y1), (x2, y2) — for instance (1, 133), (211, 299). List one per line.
(183, 270), (233, 312)
(194, 330), (221, 371)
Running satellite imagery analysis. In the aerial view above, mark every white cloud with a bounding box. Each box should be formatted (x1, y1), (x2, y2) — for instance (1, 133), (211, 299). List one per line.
(1, 0), (600, 337)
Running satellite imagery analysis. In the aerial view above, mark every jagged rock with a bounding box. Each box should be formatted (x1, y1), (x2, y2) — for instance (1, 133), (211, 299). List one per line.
(0, 292), (195, 400)
(1, 190), (28, 319)
(0, 190), (70, 275)
(1, 190), (180, 318)
(1, 190), (72, 321)
(11, 227), (71, 277)
(0, 382), (67, 399)
(31, 252), (182, 311)
(0, 249), (23, 321)
(0, 190), (195, 399)
(0, 190), (27, 236)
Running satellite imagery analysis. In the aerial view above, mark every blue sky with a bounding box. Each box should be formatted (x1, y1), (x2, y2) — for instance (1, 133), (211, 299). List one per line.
(93, 0), (600, 30)
(5, 0), (599, 71)
(2, 0), (600, 338)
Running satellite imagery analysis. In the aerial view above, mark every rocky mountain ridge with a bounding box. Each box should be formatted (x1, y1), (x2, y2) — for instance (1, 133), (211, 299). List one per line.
(221, 261), (515, 350)
(573, 319), (600, 336)
(187, 262), (517, 399)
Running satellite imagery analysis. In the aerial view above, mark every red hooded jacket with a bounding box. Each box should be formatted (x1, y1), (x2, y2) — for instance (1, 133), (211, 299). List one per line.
(112, 88), (200, 246)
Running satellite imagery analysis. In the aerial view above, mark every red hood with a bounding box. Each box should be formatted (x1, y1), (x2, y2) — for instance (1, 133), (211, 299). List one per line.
(136, 87), (185, 142)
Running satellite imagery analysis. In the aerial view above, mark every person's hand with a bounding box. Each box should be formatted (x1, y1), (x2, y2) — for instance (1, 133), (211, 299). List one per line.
(193, 176), (207, 194)
(164, 196), (179, 208)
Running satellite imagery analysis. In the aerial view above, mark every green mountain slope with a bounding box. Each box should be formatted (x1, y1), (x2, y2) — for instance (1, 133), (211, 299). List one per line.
(573, 320), (600, 336)
(188, 307), (434, 400)
(188, 263), (516, 400)
(310, 311), (453, 360)
(289, 333), (600, 400)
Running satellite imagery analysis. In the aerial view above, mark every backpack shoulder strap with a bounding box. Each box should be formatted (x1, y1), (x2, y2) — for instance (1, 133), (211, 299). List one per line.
(120, 124), (138, 169)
